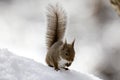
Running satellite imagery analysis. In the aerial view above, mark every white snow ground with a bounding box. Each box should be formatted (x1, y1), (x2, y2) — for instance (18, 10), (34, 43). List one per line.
(0, 49), (101, 80)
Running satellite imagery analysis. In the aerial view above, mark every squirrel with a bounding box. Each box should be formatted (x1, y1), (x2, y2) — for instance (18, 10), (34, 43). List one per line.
(45, 4), (75, 71)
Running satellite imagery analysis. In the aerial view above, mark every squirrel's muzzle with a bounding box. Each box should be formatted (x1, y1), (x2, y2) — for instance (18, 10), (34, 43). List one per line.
(65, 62), (71, 67)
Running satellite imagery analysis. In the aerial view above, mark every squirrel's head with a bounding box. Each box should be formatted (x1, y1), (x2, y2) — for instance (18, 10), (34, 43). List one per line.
(59, 40), (75, 63)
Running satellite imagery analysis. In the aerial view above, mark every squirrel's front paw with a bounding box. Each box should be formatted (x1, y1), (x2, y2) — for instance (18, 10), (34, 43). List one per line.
(55, 68), (60, 71)
(63, 67), (69, 70)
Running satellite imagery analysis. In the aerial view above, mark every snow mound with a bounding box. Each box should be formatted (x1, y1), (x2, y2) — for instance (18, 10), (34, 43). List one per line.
(0, 49), (101, 80)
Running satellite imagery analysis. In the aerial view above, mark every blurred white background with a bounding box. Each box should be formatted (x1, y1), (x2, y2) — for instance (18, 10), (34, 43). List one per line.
(0, 0), (120, 80)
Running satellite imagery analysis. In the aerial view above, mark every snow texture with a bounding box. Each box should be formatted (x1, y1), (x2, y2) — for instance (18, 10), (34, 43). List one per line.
(0, 49), (102, 80)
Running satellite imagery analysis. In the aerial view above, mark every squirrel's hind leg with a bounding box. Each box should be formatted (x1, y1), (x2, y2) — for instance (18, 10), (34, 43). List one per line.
(53, 60), (60, 71)
(48, 64), (53, 67)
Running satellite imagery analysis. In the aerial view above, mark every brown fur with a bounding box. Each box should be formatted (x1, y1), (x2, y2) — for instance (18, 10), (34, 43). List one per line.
(45, 4), (75, 71)
(110, 0), (120, 16)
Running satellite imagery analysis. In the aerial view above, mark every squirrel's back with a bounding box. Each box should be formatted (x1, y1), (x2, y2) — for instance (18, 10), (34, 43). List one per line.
(46, 4), (67, 49)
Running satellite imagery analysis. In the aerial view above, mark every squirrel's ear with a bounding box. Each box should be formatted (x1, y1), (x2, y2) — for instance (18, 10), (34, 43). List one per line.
(72, 39), (75, 47)
(65, 39), (67, 44)
(62, 39), (67, 49)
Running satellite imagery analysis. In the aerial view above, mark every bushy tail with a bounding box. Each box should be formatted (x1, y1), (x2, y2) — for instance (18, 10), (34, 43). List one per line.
(46, 4), (67, 49)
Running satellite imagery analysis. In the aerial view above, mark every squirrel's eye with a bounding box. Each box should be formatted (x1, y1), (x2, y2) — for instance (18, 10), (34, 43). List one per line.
(65, 52), (69, 56)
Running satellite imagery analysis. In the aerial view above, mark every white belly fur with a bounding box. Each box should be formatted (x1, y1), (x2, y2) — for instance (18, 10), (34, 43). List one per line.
(58, 57), (70, 68)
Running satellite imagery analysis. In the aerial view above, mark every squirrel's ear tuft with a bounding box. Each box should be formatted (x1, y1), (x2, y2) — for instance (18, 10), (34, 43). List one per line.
(65, 39), (67, 44)
(62, 39), (67, 49)
(72, 39), (75, 47)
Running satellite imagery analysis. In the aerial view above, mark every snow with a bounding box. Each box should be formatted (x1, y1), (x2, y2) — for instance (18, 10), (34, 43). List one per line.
(0, 49), (101, 80)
